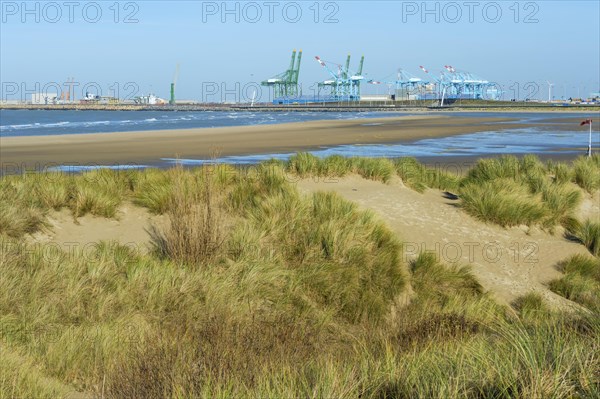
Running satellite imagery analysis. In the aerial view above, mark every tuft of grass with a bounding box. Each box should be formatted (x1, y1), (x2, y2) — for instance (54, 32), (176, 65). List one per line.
(410, 252), (484, 303)
(540, 183), (582, 230)
(352, 157), (395, 183)
(394, 157), (460, 193)
(459, 179), (547, 227)
(465, 155), (522, 182)
(133, 169), (173, 214)
(0, 195), (46, 238)
(547, 161), (573, 185)
(459, 155), (591, 230)
(573, 154), (600, 193)
(0, 178), (47, 237)
(244, 189), (406, 324)
(569, 219), (600, 257)
(26, 172), (73, 210)
(71, 169), (133, 218)
(550, 254), (600, 311)
(318, 155), (353, 177)
(150, 167), (225, 267)
(287, 152), (320, 177)
(512, 292), (549, 318)
(557, 253), (600, 281)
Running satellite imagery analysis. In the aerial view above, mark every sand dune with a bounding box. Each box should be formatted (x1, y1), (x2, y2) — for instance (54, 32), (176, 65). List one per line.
(298, 176), (597, 309)
(29, 174), (597, 310)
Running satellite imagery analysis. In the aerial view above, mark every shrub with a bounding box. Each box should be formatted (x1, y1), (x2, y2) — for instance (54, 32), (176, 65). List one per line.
(150, 167), (224, 267)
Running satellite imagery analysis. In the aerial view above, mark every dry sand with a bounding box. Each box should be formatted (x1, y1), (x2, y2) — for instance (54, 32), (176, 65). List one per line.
(30, 204), (166, 255)
(1, 115), (526, 171)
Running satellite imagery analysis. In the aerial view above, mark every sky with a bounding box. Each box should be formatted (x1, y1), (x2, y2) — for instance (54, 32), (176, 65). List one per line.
(1, 0), (599, 102)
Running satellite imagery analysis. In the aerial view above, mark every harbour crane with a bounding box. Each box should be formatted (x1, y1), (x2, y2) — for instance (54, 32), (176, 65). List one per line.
(368, 67), (428, 101)
(315, 54), (365, 100)
(261, 49), (302, 99)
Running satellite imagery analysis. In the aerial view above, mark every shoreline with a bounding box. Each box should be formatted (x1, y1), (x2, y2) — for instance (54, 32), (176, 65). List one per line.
(1, 115), (520, 171)
(1, 104), (599, 113)
(1, 114), (597, 173)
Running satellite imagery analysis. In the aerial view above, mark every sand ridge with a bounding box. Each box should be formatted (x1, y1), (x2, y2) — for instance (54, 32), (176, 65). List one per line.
(296, 176), (595, 308)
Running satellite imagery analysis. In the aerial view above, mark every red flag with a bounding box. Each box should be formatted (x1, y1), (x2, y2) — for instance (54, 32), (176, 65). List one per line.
(580, 119), (592, 126)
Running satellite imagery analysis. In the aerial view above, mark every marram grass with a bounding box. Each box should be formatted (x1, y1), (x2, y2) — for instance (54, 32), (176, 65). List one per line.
(0, 155), (599, 397)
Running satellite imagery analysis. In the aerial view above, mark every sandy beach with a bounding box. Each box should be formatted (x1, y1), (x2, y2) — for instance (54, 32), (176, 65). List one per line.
(2, 113), (597, 172)
(0, 115), (524, 170)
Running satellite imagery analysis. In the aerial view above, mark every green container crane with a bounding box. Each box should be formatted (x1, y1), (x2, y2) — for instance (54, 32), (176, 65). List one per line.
(261, 49), (303, 99)
(316, 54), (365, 100)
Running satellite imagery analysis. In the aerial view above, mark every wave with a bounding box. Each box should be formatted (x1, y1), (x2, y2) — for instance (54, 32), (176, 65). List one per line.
(0, 121), (69, 131)
(0, 110), (411, 136)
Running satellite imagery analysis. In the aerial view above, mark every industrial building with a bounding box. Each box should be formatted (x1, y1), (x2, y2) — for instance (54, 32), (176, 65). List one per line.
(31, 93), (59, 105)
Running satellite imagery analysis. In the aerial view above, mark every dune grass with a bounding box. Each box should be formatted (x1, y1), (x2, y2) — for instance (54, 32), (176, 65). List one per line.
(394, 157), (460, 192)
(547, 160), (574, 185)
(512, 292), (550, 319)
(0, 200), (46, 238)
(149, 166), (225, 267)
(285, 152), (461, 187)
(2, 154), (594, 235)
(0, 176), (48, 237)
(286, 153), (397, 183)
(1, 161), (599, 398)
(459, 178), (548, 227)
(458, 155), (592, 229)
(550, 254), (600, 312)
(569, 219), (600, 257)
(573, 154), (600, 193)
(0, 168), (136, 223)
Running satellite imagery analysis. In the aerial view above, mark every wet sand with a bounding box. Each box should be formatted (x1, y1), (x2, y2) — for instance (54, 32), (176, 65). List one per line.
(0, 114), (593, 172)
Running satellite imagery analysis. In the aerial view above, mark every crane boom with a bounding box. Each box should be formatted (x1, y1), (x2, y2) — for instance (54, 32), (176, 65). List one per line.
(288, 50), (297, 80)
(293, 50), (302, 84)
(357, 56), (365, 76)
(315, 56), (339, 80)
(344, 54), (351, 79)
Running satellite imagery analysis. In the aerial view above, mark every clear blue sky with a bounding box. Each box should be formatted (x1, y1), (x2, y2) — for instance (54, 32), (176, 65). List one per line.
(1, 0), (599, 102)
